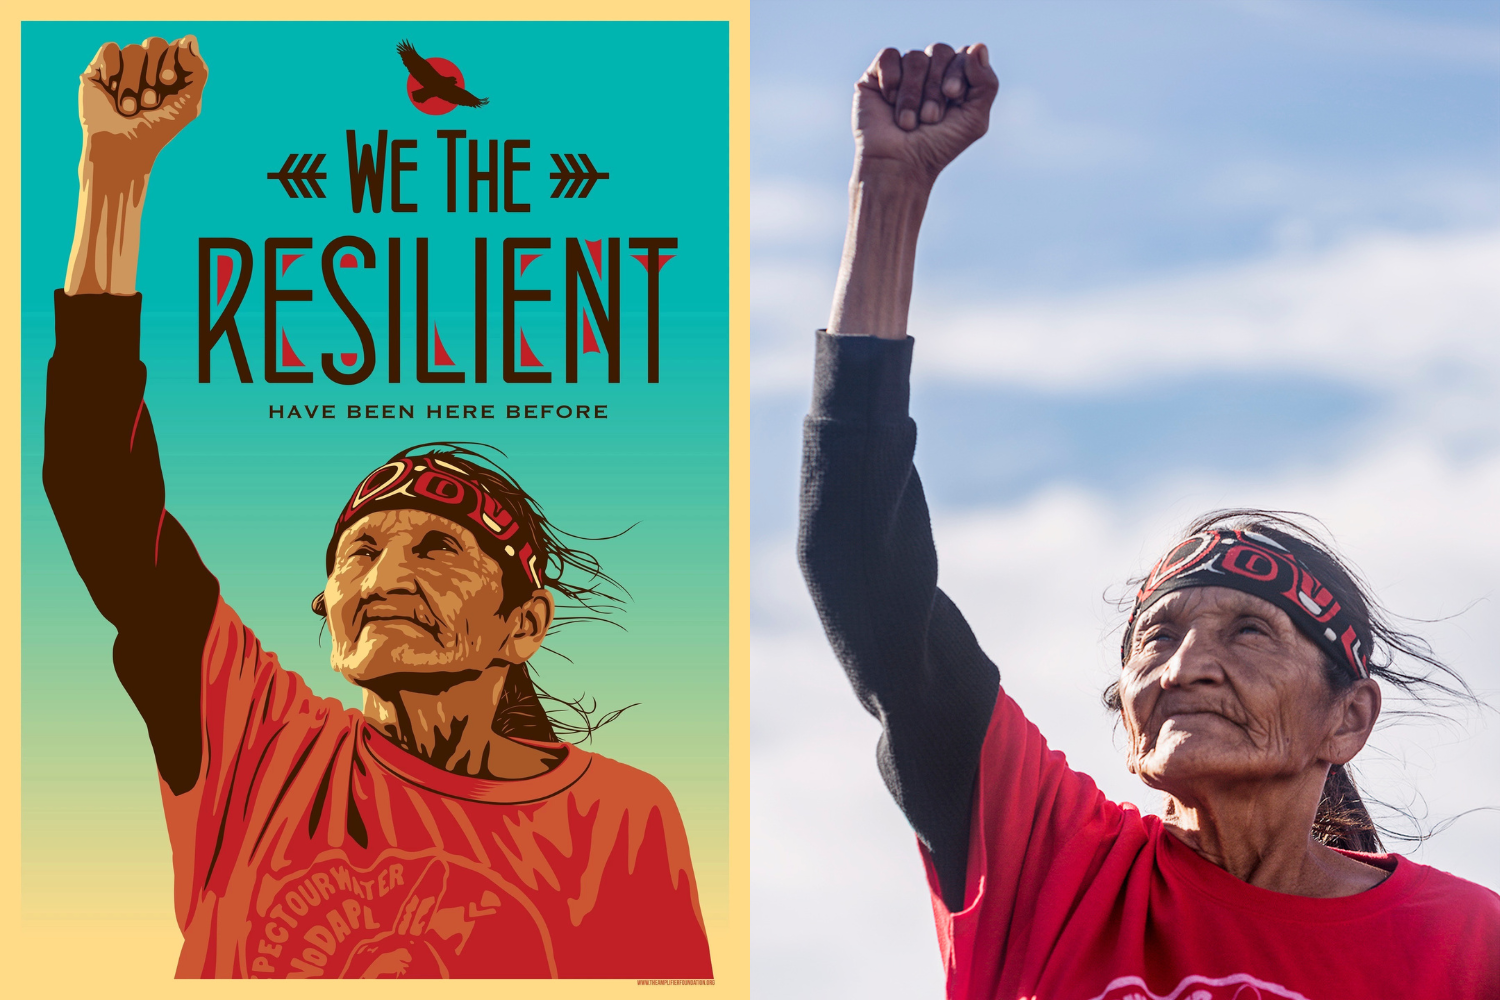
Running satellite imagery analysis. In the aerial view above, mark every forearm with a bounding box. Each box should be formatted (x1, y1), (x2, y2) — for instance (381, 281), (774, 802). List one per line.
(43, 292), (212, 617)
(826, 166), (931, 340)
(64, 148), (150, 296)
(53, 142), (165, 597)
(810, 37), (1004, 913)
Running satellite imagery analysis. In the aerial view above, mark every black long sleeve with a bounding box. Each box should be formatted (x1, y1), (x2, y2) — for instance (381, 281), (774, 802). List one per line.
(797, 332), (1001, 912)
(43, 290), (221, 794)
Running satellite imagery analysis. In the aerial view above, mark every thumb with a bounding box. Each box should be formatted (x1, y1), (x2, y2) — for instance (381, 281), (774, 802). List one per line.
(962, 43), (999, 105)
(170, 35), (209, 88)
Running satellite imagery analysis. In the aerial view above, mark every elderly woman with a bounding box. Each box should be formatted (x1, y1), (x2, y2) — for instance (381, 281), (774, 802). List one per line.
(45, 35), (710, 979)
(798, 43), (1500, 999)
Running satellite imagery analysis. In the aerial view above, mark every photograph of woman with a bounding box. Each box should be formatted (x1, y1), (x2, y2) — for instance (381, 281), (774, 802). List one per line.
(784, 14), (1500, 1000)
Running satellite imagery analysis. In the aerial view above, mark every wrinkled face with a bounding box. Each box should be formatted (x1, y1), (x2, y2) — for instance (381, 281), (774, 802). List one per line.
(324, 509), (519, 684)
(1120, 586), (1350, 794)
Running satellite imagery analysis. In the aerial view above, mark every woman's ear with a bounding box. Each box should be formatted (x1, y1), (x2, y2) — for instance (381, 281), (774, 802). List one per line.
(311, 591), (328, 616)
(497, 589), (556, 663)
(1325, 677), (1381, 766)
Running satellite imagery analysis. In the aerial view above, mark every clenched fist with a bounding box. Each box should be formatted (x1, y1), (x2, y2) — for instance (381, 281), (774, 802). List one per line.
(853, 43), (998, 184)
(827, 43), (999, 338)
(80, 35), (207, 172)
(66, 35), (208, 295)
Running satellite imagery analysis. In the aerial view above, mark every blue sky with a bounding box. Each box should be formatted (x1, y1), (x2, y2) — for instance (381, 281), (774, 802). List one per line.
(753, 0), (1500, 290)
(751, 2), (1500, 996)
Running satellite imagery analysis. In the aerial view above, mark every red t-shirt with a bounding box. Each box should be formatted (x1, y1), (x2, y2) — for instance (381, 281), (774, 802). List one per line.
(927, 688), (1500, 999)
(161, 600), (713, 979)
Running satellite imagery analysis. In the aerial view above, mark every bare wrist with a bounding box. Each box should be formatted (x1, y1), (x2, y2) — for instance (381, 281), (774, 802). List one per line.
(851, 153), (937, 202)
(66, 150), (151, 296)
(78, 140), (152, 200)
(827, 173), (929, 340)
(81, 132), (155, 180)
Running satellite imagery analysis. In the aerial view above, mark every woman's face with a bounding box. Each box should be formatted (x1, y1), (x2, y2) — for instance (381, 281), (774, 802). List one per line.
(322, 508), (544, 685)
(1120, 586), (1372, 797)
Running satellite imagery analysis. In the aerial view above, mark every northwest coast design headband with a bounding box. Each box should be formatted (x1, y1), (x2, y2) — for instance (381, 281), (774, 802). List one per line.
(327, 456), (542, 588)
(1124, 529), (1371, 679)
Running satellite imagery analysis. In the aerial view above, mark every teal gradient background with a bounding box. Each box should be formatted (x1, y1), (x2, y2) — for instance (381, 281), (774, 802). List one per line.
(21, 19), (729, 943)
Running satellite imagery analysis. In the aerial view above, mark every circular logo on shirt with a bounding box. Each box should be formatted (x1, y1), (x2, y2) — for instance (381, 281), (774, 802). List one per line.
(1088, 974), (1312, 1000)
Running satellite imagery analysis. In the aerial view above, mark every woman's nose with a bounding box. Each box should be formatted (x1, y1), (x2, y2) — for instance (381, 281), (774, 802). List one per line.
(1159, 628), (1223, 689)
(364, 546), (418, 594)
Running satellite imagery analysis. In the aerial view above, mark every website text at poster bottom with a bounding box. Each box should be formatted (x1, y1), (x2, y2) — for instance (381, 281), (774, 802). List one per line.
(267, 404), (610, 420)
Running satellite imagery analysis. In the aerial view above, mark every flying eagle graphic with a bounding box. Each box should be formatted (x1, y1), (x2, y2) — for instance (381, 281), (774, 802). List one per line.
(397, 39), (489, 108)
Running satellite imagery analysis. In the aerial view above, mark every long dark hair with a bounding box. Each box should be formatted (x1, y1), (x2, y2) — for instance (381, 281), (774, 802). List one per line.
(1106, 509), (1479, 852)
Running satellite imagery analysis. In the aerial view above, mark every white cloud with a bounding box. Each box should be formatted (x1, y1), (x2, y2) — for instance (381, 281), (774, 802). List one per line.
(751, 629), (945, 997)
(751, 256), (839, 391)
(751, 178), (848, 246)
(1204, 159), (1500, 225)
(753, 227), (1500, 396)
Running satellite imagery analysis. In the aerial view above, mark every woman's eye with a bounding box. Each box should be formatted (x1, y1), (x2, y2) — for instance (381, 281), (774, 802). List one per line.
(353, 547), (377, 559)
(415, 533), (459, 556)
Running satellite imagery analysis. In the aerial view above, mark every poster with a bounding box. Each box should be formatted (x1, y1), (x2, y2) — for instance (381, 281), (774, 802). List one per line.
(15, 9), (746, 990)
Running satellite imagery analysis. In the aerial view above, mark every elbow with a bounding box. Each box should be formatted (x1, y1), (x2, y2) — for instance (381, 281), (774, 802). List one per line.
(41, 453), (68, 513)
(797, 519), (859, 630)
(795, 515), (830, 592)
(41, 440), (91, 512)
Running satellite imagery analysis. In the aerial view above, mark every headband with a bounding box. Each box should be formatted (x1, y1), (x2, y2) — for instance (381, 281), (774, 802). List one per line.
(1124, 528), (1370, 679)
(326, 456), (542, 588)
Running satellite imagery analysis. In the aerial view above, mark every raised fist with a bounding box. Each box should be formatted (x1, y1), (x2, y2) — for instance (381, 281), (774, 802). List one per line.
(853, 43), (998, 184)
(79, 36), (207, 172)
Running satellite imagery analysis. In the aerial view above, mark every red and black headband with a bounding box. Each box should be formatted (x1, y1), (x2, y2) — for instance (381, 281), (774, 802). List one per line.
(1124, 528), (1371, 679)
(326, 456), (543, 588)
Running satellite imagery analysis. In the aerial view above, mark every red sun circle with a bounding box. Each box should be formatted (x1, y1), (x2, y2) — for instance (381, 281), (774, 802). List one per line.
(406, 57), (466, 116)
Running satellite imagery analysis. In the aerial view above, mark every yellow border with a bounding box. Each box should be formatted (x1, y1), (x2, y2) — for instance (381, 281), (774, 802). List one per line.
(3, 3), (750, 996)
(0, 5), (16, 984)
